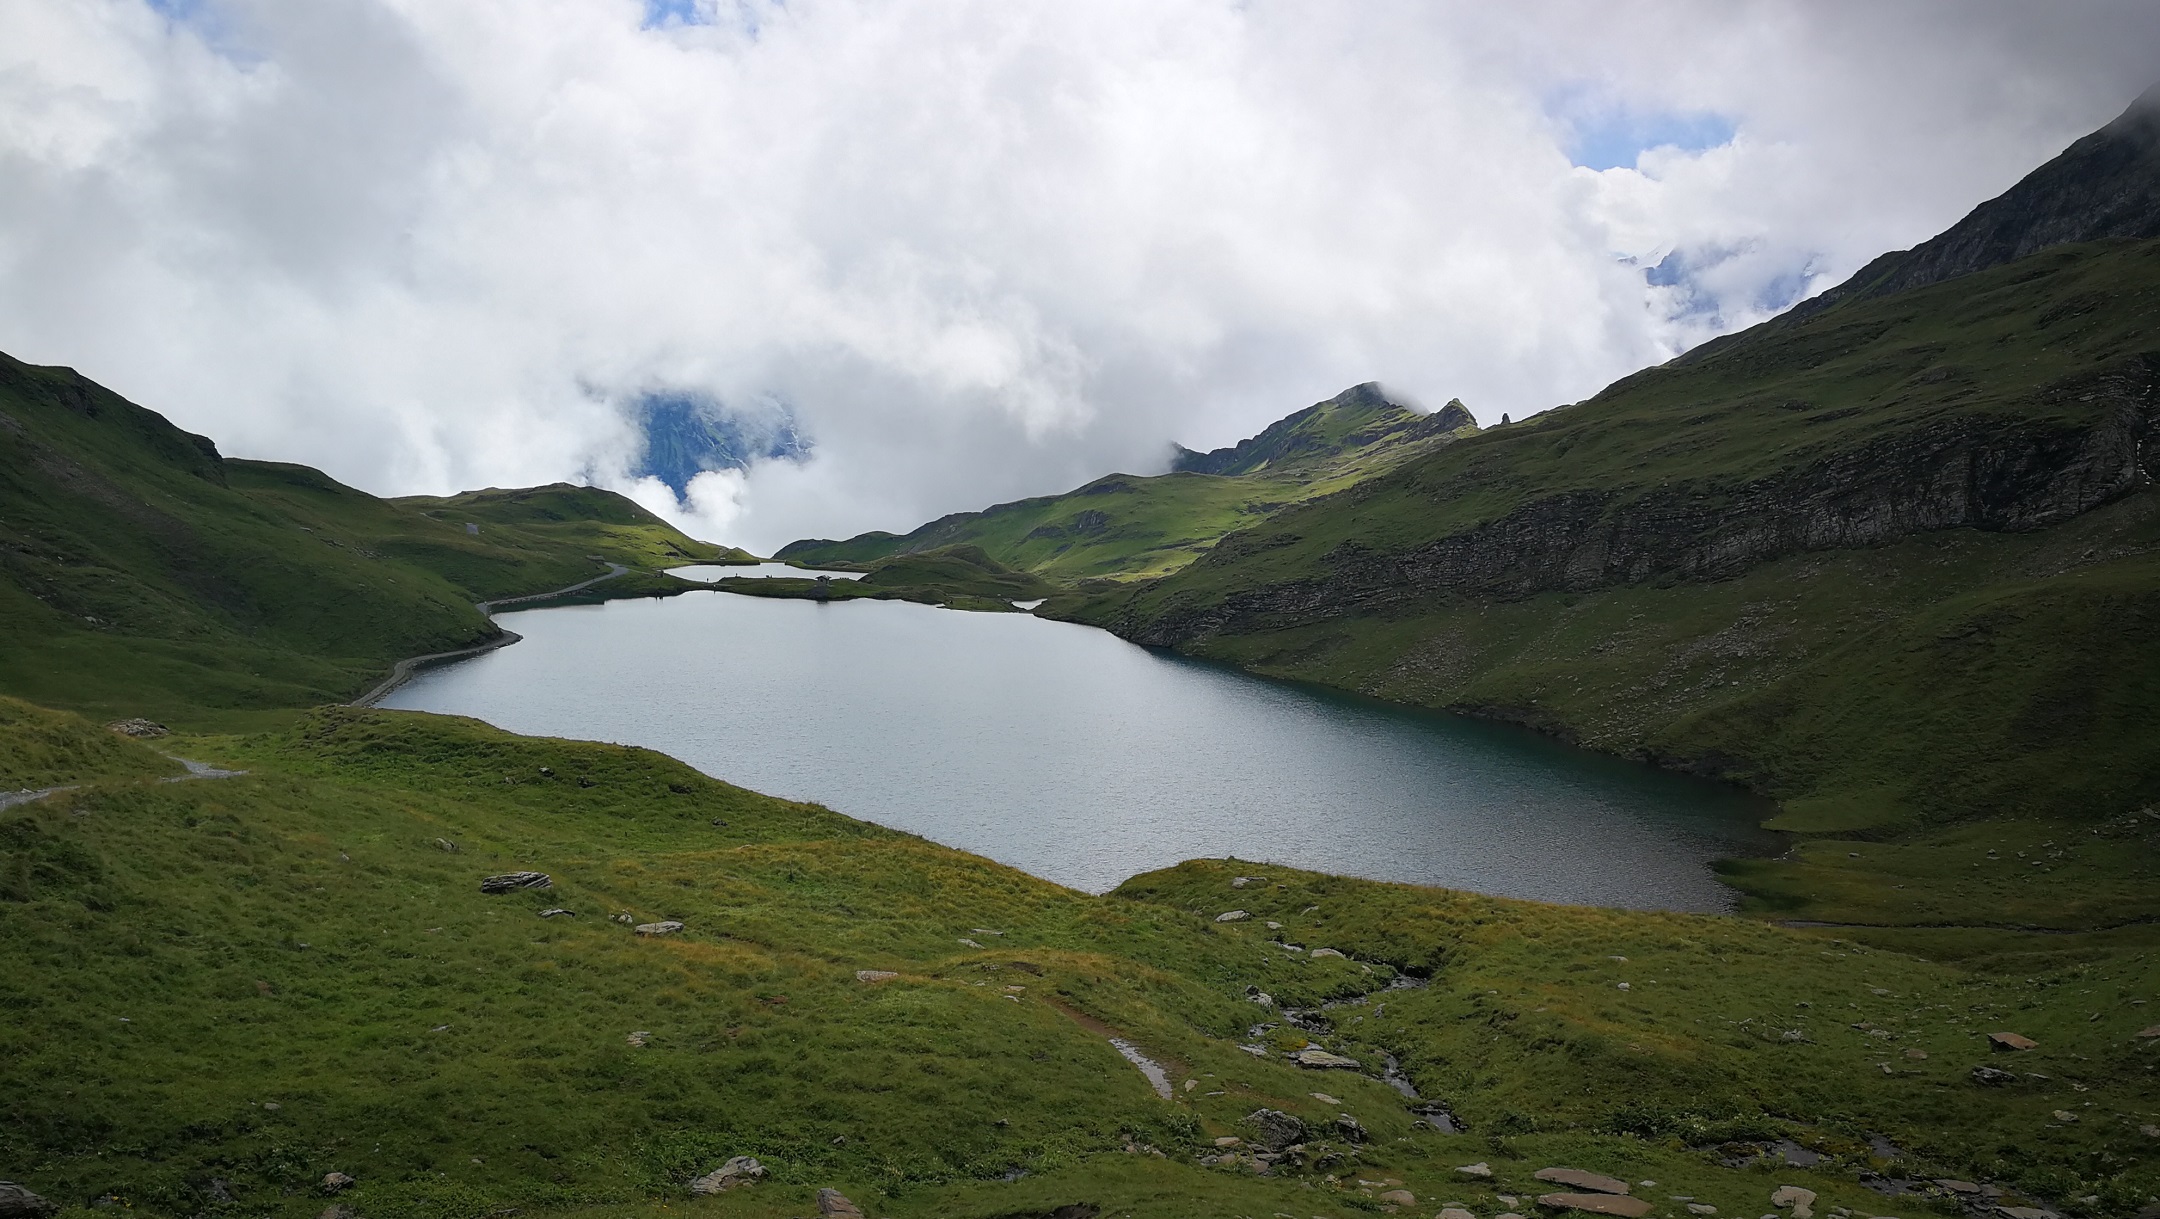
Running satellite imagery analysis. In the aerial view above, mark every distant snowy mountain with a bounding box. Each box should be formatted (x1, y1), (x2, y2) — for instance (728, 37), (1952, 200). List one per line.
(630, 392), (810, 495)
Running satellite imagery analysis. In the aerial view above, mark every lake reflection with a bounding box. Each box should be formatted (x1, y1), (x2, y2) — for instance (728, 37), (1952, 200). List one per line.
(384, 592), (1778, 908)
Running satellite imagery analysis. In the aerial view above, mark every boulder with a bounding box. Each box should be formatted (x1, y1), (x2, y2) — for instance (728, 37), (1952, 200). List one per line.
(479, 872), (551, 894)
(687, 1156), (766, 1195)
(106, 719), (169, 739)
(1535, 1168), (1631, 1195)
(1215, 910), (1251, 922)
(634, 921), (685, 936)
(1242, 1108), (1307, 1151)
(816, 1188), (864, 1218)
(1769, 1184), (1815, 1218)
(1376, 1190), (1415, 1207)
(1535, 1193), (1653, 1217)
(1440, 1209), (1476, 1219)
(431, 838), (460, 853)
(0, 1183), (57, 1218)
(1291, 1048), (1359, 1069)
(1987, 1031), (2037, 1051)
(320, 1173), (355, 1193)
(1458, 1162), (1495, 1177)
(1334, 1114), (1367, 1143)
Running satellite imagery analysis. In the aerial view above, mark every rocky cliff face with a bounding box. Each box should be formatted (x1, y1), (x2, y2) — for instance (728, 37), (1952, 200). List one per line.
(1120, 355), (2157, 646)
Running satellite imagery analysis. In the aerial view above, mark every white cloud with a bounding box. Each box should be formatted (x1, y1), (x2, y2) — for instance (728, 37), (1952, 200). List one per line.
(1, 0), (2155, 552)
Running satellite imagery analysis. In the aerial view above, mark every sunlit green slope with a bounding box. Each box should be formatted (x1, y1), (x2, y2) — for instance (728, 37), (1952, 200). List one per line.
(777, 385), (1477, 582)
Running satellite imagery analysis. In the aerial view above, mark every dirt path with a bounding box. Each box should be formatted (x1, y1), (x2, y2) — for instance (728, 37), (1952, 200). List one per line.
(2, 754), (248, 811)
(351, 563), (630, 707)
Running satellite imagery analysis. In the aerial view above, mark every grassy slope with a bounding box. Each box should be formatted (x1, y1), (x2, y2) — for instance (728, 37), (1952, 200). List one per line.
(5, 708), (2154, 1219)
(0, 354), (728, 725)
(1065, 239), (2160, 942)
(714, 545), (1059, 612)
(778, 392), (1477, 583)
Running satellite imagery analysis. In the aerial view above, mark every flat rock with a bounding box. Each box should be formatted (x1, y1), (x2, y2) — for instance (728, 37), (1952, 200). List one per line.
(687, 1155), (765, 1195)
(538, 908), (574, 918)
(1231, 876), (1262, 887)
(1376, 1190), (1415, 1206)
(2137, 1024), (2160, 1039)
(634, 921), (685, 936)
(1440, 1210), (1475, 1219)
(1310, 948), (1346, 959)
(1769, 1184), (1815, 1218)
(479, 871), (551, 894)
(1243, 1108), (1306, 1151)
(1215, 910), (1251, 922)
(1457, 1162), (1494, 1177)
(1994, 1209), (2055, 1219)
(1988, 1031), (2037, 1051)
(1536, 1168), (1631, 1195)
(816, 1187), (864, 1217)
(0, 1183), (57, 1218)
(1686, 1206), (1715, 1216)
(1536, 1193), (1653, 1217)
(1971, 1065), (2019, 1085)
(320, 1172), (355, 1193)
(855, 969), (898, 983)
(1935, 1180), (1982, 1195)
(1291, 1048), (1360, 1069)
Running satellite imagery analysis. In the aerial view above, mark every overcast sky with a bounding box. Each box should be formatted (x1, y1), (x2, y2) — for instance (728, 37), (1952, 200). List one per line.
(4, 1), (2157, 552)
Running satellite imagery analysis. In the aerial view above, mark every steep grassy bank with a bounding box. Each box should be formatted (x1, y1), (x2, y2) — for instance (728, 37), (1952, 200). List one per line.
(1059, 238), (2160, 943)
(4, 702), (2155, 1219)
(0, 353), (727, 724)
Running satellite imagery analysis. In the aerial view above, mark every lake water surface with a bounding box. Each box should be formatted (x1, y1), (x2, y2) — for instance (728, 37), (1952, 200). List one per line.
(384, 592), (1779, 908)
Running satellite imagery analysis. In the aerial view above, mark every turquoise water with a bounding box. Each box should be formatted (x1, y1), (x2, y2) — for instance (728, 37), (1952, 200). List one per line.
(384, 592), (1779, 907)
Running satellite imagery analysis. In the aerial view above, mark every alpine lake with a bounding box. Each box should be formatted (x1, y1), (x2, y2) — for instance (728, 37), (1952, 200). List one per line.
(383, 574), (1781, 909)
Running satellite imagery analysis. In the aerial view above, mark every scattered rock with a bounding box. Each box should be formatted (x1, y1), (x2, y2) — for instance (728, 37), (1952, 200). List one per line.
(2143, 1123), (2160, 1138)
(1535, 1168), (1632, 1195)
(1216, 910), (1251, 922)
(2136, 1024), (2160, 1039)
(1987, 1031), (2037, 1051)
(1440, 1209), (1476, 1219)
(1334, 1114), (1368, 1142)
(538, 908), (574, 918)
(626, 1031), (650, 1047)
(1971, 1065), (2019, 1085)
(1903, 1048), (1927, 1059)
(1308, 1092), (1341, 1104)
(959, 938), (984, 948)
(479, 871), (551, 894)
(633, 921), (684, 936)
(1242, 1108), (1306, 1151)
(1291, 1048), (1359, 1069)
(856, 970), (899, 983)
(1310, 948), (1346, 959)
(320, 1173), (355, 1193)
(1246, 986), (1274, 1007)
(816, 1187), (864, 1217)
(537, 767), (553, 778)
(1769, 1184), (1815, 1218)
(1213, 1136), (1241, 1147)
(319, 1206), (355, 1219)
(1458, 1162), (1494, 1178)
(1231, 876), (1262, 887)
(2052, 1109), (2079, 1122)
(431, 838), (459, 853)
(1376, 1190), (1415, 1207)
(1686, 1206), (1716, 1216)
(1935, 1180), (1982, 1195)
(262, 1101), (281, 1111)
(1994, 1209), (2054, 1219)
(686, 1156), (765, 1195)
(203, 1179), (236, 1204)
(106, 718), (169, 739)
(0, 1183), (57, 1218)
(1535, 1193), (1653, 1217)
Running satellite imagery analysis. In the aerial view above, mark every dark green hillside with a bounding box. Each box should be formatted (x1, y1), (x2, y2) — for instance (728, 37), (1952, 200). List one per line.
(779, 385), (1477, 582)
(714, 545), (1057, 612)
(0, 353), (727, 723)
(1065, 237), (2160, 941)
(3, 706), (2152, 1219)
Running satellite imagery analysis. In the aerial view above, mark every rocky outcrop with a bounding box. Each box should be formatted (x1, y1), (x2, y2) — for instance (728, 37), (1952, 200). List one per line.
(1122, 356), (2157, 646)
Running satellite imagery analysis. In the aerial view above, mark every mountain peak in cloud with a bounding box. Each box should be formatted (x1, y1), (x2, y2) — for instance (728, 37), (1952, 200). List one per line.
(631, 393), (809, 498)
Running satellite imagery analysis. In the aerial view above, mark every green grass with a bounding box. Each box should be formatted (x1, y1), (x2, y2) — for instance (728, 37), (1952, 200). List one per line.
(0, 353), (730, 723)
(777, 389), (1478, 583)
(3, 708), (2154, 1219)
(715, 545), (1057, 612)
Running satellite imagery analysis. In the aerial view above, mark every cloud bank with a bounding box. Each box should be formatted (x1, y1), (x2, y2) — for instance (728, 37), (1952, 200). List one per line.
(2, 0), (2156, 551)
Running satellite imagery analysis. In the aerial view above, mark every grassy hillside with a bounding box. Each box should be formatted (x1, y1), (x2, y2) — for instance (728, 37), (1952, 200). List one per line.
(0, 353), (730, 724)
(716, 545), (1059, 612)
(778, 386), (1478, 583)
(3, 706), (2151, 1219)
(1062, 237), (2160, 943)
